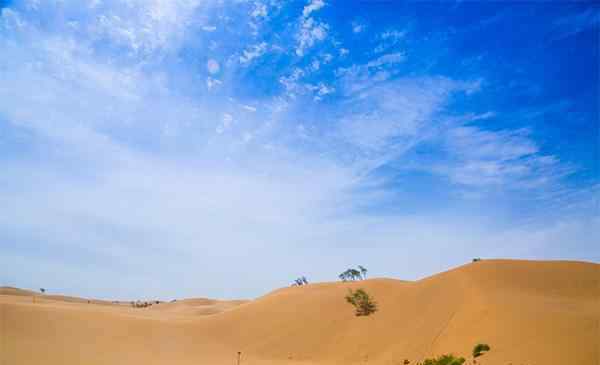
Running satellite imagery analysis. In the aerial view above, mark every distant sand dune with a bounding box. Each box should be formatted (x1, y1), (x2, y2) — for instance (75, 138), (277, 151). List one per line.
(1, 259), (598, 365)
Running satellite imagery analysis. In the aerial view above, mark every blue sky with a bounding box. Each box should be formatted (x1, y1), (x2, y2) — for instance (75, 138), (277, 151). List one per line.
(0, 0), (598, 300)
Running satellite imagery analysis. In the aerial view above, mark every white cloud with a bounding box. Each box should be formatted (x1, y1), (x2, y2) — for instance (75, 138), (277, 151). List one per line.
(310, 59), (320, 71)
(302, 0), (325, 17)
(0, 1), (596, 301)
(296, 17), (328, 56)
(206, 77), (222, 90)
(334, 59), (559, 191)
(279, 68), (305, 95)
(374, 29), (407, 53)
(336, 77), (456, 162)
(307, 82), (334, 101)
(1, 8), (26, 30)
(466, 111), (496, 121)
(381, 29), (407, 40)
(251, 2), (268, 18)
(207, 59), (220, 74)
(352, 21), (365, 33)
(89, 0), (102, 9)
(430, 126), (566, 188)
(216, 113), (234, 133)
(88, 0), (203, 55)
(552, 8), (600, 40)
(295, 0), (328, 57)
(448, 127), (538, 162)
(240, 42), (268, 64)
(366, 52), (405, 68)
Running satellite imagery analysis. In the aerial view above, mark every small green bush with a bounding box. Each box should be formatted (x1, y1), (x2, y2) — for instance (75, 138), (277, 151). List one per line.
(421, 354), (465, 365)
(472, 343), (490, 358)
(409, 343), (491, 365)
(345, 288), (377, 316)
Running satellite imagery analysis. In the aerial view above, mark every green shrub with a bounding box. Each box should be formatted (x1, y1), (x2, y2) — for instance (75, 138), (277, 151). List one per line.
(472, 343), (490, 359)
(408, 343), (491, 365)
(421, 354), (465, 365)
(345, 288), (377, 316)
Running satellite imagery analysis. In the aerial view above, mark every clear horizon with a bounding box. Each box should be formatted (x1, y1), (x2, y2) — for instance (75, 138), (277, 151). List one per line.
(1, 0), (598, 300)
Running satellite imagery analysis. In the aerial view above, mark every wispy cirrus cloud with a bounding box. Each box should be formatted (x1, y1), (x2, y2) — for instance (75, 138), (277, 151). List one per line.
(366, 52), (405, 68)
(551, 7), (599, 40)
(432, 126), (566, 188)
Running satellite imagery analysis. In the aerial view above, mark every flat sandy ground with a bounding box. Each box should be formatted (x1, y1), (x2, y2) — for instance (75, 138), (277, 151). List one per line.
(1, 259), (598, 365)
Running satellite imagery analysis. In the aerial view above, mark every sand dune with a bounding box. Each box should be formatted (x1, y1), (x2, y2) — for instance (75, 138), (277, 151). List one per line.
(1, 259), (598, 365)
(147, 298), (249, 317)
(0, 287), (39, 297)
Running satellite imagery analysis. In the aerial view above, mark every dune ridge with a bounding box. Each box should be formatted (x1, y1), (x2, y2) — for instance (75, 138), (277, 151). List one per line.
(1, 259), (598, 365)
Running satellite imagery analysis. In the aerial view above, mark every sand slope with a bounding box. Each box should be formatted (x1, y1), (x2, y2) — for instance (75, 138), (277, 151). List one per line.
(1, 259), (598, 365)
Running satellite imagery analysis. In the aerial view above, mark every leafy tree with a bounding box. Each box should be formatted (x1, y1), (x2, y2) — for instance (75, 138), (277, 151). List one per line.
(339, 267), (367, 281)
(39, 288), (45, 294)
(339, 269), (353, 281)
(358, 265), (367, 279)
(301, 276), (308, 285)
(345, 288), (377, 316)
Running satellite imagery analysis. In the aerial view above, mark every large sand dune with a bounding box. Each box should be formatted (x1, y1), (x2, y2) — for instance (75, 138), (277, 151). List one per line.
(1, 259), (598, 365)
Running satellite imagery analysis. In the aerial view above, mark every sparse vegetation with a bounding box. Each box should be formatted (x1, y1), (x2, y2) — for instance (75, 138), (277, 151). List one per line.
(472, 343), (490, 363)
(291, 276), (309, 286)
(131, 300), (156, 308)
(39, 288), (45, 294)
(421, 354), (466, 365)
(345, 288), (377, 316)
(405, 343), (491, 365)
(339, 266), (367, 281)
(472, 258), (482, 262)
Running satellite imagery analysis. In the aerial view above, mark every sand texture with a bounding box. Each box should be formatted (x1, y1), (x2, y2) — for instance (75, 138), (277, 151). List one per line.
(1, 259), (598, 365)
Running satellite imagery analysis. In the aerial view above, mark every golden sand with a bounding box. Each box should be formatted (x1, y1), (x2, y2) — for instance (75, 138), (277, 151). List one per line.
(1, 259), (598, 365)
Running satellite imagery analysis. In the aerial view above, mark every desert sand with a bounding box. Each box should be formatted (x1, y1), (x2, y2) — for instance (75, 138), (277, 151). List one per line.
(1, 259), (598, 365)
